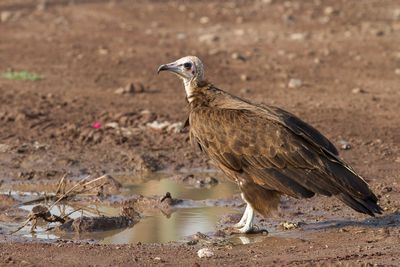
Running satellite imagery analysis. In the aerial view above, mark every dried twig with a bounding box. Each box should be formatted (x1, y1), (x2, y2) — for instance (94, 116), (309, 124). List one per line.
(11, 174), (109, 235)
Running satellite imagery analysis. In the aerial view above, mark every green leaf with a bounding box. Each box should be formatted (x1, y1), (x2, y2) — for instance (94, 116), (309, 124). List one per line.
(2, 70), (43, 81)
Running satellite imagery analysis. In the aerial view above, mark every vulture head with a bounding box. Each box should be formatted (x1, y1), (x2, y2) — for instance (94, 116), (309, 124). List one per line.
(158, 56), (205, 101)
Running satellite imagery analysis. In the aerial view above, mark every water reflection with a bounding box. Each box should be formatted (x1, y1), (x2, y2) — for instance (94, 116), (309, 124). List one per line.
(123, 174), (239, 201)
(102, 207), (236, 244)
(103, 174), (240, 244)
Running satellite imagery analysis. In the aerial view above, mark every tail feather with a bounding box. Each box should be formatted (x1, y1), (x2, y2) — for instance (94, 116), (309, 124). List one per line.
(324, 159), (382, 216)
(336, 193), (383, 216)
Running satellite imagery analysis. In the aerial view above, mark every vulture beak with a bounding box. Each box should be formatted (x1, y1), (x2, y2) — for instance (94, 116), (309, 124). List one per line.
(157, 64), (169, 74)
(157, 62), (181, 75)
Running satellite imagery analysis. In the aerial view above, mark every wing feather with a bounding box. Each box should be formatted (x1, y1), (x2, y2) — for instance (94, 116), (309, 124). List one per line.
(190, 106), (381, 215)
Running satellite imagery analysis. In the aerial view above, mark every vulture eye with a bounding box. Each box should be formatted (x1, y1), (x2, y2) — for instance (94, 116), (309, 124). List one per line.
(183, 62), (192, 70)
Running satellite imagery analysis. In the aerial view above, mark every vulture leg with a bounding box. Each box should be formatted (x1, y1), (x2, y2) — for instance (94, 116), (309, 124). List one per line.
(234, 194), (255, 233)
(234, 201), (250, 227)
(238, 204), (254, 233)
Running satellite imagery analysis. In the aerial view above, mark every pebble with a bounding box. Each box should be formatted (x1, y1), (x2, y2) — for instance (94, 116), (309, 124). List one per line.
(395, 68), (400, 75)
(104, 122), (119, 129)
(0, 11), (12, 23)
(176, 33), (186, 40)
(240, 74), (249, 81)
(240, 88), (251, 94)
(98, 47), (109, 55)
(338, 140), (351, 150)
(115, 82), (144, 95)
(288, 78), (302, 88)
(324, 6), (335, 16)
(290, 32), (308, 41)
(197, 248), (214, 258)
(146, 121), (183, 133)
(393, 9), (400, 20)
(351, 88), (365, 94)
(208, 48), (220, 55)
(178, 5), (186, 12)
(199, 16), (209, 24)
(0, 144), (10, 153)
(234, 29), (245, 36)
(198, 33), (219, 44)
(146, 121), (171, 130)
(231, 52), (246, 61)
(281, 221), (300, 230)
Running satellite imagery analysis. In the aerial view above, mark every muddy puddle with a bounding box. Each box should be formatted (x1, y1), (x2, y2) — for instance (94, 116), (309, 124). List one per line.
(2, 172), (277, 244)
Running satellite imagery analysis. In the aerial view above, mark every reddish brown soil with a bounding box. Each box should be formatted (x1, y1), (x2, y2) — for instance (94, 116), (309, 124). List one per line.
(1, 0), (400, 266)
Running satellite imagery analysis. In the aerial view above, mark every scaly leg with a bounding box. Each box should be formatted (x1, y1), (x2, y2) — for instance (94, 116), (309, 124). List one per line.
(234, 193), (255, 233)
(238, 204), (254, 233)
(234, 203), (250, 228)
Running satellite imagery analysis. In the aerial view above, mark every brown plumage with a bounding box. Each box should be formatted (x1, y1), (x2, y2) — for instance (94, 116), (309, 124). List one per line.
(158, 56), (382, 233)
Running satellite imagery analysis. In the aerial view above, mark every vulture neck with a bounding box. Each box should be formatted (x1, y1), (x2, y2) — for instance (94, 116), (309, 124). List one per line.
(186, 80), (217, 109)
(184, 78), (204, 103)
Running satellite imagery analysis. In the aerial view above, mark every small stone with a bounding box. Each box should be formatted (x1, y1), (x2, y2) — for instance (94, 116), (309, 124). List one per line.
(338, 140), (351, 150)
(240, 74), (249, 81)
(234, 29), (245, 36)
(105, 122), (119, 129)
(208, 48), (220, 55)
(114, 88), (126, 94)
(176, 33), (186, 40)
(36, 0), (47, 12)
(395, 68), (400, 75)
(372, 29), (385, 36)
(199, 16), (209, 24)
(231, 52), (246, 61)
(17, 144), (29, 153)
(393, 9), (400, 20)
(147, 121), (171, 131)
(167, 122), (183, 133)
(290, 33), (308, 41)
(198, 34), (219, 44)
(115, 82), (144, 95)
(33, 141), (47, 150)
(154, 257), (161, 261)
(344, 31), (352, 38)
(324, 6), (335, 16)
(98, 47), (109, 55)
(178, 5), (186, 12)
(240, 88), (251, 94)
(197, 248), (214, 258)
(0, 11), (12, 23)
(288, 78), (302, 88)
(0, 144), (10, 153)
(351, 88), (365, 94)
(281, 222), (300, 230)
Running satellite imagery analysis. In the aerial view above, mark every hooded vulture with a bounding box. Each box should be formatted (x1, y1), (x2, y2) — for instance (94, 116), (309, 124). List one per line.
(157, 56), (382, 233)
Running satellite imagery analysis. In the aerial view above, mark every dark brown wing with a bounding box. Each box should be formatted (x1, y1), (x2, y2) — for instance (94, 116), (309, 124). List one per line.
(189, 106), (382, 216)
(262, 105), (339, 156)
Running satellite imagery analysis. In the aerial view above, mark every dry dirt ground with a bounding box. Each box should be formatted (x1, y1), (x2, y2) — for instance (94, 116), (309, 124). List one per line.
(1, 0), (400, 266)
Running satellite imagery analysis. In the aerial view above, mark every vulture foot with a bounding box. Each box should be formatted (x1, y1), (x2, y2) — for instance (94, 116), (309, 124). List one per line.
(235, 203), (255, 234)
